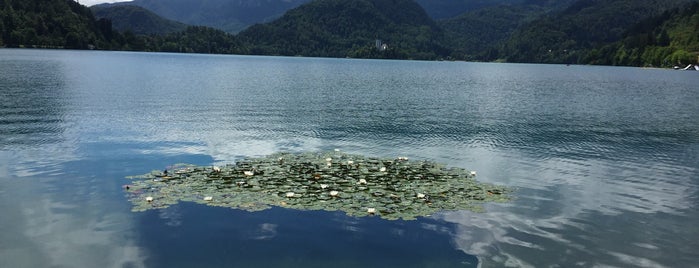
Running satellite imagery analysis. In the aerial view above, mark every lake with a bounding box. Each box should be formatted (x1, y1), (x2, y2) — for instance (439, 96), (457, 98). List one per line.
(1, 49), (698, 267)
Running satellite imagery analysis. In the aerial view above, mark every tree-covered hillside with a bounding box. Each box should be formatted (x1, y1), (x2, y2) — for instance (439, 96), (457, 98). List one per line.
(584, 2), (699, 67)
(3, 0), (698, 66)
(1, 0), (109, 48)
(500, 0), (695, 64)
(1, 0), (244, 53)
(140, 26), (245, 54)
(91, 5), (186, 35)
(237, 0), (450, 60)
(414, 0), (523, 19)
(94, 0), (310, 33)
(438, 0), (578, 61)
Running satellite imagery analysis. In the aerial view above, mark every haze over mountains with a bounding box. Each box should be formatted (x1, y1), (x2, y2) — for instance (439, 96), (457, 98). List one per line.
(93, 0), (568, 33)
(2, 0), (698, 66)
(93, 0), (310, 33)
(91, 4), (186, 35)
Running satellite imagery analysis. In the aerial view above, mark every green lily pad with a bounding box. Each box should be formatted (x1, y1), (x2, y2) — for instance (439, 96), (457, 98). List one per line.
(124, 151), (512, 220)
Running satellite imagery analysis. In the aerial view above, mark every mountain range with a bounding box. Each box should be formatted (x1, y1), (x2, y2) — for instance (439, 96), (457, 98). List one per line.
(2, 0), (698, 66)
(93, 0), (310, 33)
(91, 4), (186, 35)
(236, 0), (448, 59)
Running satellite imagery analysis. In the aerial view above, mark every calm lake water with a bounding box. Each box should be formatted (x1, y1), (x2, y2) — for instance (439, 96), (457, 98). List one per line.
(1, 49), (698, 267)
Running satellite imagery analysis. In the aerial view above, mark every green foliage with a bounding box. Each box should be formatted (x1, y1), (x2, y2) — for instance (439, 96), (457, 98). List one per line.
(1, 0), (107, 48)
(4, 0), (697, 66)
(148, 26), (245, 54)
(237, 0), (450, 60)
(94, 0), (310, 34)
(0, 0), (244, 53)
(501, 0), (695, 64)
(584, 2), (699, 67)
(415, 0), (523, 19)
(439, 4), (549, 61)
(668, 49), (695, 65)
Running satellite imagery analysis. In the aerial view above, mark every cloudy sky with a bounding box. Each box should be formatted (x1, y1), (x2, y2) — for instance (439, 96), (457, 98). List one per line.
(78, 0), (129, 7)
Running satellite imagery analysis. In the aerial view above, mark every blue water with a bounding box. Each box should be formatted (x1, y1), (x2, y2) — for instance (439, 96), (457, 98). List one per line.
(1, 49), (698, 267)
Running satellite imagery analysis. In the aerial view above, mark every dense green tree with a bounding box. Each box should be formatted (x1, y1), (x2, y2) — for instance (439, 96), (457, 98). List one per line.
(92, 0), (310, 34)
(1, 0), (109, 48)
(3, 0), (697, 66)
(237, 0), (450, 60)
(501, 0), (695, 64)
(585, 2), (699, 67)
(438, 3), (570, 61)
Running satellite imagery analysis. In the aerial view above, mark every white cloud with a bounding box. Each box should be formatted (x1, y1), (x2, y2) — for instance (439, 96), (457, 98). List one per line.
(78, 0), (130, 7)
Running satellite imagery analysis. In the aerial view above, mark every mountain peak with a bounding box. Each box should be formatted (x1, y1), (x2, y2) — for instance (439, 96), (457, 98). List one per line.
(237, 0), (449, 59)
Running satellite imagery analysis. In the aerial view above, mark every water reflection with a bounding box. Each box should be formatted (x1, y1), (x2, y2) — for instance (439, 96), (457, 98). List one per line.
(136, 203), (475, 268)
(0, 151), (147, 268)
(436, 142), (698, 267)
(2, 49), (698, 267)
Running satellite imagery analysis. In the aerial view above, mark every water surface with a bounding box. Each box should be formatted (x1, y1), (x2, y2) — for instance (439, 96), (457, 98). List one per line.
(1, 49), (698, 267)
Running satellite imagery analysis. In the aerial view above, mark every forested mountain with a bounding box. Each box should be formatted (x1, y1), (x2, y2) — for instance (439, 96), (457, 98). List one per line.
(500, 0), (696, 64)
(584, 2), (699, 67)
(141, 26), (245, 54)
(3, 0), (698, 66)
(414, 0), (524, 20)
(91, 5), (186, 35)
(1, 0), (243, 53)
(0, 0), (110, 48)
(237, 0), (450, 59)
(438, 1), (572, 61)
(93, 0), (310, 33)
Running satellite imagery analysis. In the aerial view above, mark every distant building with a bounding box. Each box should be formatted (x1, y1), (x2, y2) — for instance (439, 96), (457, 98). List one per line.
(375, 39), (387, 51)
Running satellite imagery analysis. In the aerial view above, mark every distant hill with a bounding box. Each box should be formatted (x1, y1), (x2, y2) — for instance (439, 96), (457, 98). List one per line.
(93, 0), (310, 33)
(584, 2), (699, 67)
(415, 0), (525, 19)
(5, 0), (697, 66)
(500, 0), (696, 63)
(91, 5), (186, 35)
(93, 0), (542, 33)
(237, 0), (450, 59)
(0, 0), (112, 48)
(437, 0), (577, 60)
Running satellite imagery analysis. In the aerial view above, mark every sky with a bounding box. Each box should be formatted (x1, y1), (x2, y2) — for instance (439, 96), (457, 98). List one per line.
(78, 0), (130, 7)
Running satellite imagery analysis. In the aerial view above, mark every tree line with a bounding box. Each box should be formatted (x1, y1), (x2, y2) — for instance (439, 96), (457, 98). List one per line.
(2, 0), (697, 67)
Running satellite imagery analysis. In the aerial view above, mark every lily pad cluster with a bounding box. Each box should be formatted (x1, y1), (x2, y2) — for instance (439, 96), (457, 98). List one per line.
(124, 151), (511, 220)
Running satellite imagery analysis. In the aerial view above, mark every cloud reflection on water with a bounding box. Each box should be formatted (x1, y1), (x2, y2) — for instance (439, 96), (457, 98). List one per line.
(435, 144), (697, 267)
(0, 151), (147, 268)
